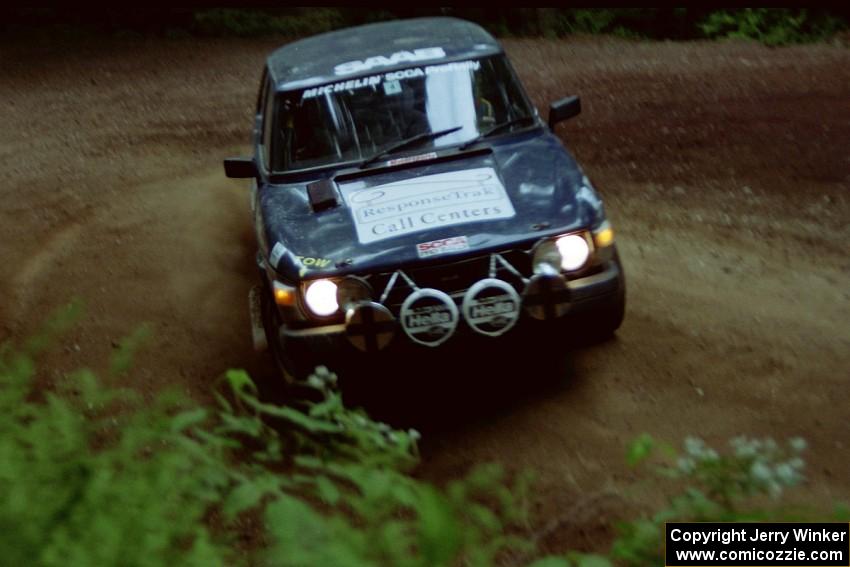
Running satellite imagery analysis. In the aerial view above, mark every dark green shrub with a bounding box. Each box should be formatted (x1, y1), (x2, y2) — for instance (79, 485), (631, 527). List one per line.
(0, 305), (567, 566)
(2, 305), (842, 566)
(193, 8), (346, 38)
(699, 9), (846, 46)
(611, 434), (847, 565)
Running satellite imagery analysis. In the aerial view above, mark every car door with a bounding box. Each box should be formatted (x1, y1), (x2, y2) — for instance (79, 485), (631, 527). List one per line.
(253, 71), (277, 262)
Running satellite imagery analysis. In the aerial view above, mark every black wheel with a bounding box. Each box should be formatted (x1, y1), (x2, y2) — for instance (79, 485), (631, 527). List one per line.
(259, 282), (314, 384)
(582, 288), (626, 343)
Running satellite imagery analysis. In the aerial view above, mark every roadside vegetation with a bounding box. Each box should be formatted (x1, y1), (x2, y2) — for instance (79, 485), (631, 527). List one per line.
(2, 303), (846, 566)
(4, 8), (848, 46)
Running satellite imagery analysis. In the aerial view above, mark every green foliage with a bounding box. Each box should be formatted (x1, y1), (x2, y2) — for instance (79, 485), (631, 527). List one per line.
(193, 8), (346, 38)
(610, 434), (813, 565)
(2, 306), (842, 566)
(0, 305), (229, 566)
(626, 432), (654, 467)
(0, 307), (566, 566)
(548, 10), (624, 38)
(7, 8), (848, 45)
(699, 9), (846, 46)
(132, 6), (850, 45)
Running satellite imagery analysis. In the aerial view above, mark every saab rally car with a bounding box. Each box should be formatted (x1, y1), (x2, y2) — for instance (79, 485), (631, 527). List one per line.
(224, 17), (626, 380)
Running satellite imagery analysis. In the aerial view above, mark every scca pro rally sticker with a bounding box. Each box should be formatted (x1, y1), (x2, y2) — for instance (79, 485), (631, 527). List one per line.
(417, 236), (469, 258)
(340, 167), (515, 244)
(462, 279), (521, 337)
(400, 288), (459, 347)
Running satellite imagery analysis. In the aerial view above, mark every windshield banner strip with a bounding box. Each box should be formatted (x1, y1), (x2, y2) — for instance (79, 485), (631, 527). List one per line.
(302, 60), (481, 100)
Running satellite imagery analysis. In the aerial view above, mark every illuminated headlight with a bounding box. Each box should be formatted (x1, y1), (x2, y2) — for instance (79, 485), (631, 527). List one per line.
(303, 279), (339, 317)
(555, 234), (590, 271)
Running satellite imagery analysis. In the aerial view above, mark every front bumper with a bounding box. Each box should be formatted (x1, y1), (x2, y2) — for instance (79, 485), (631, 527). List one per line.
(275, 252), (624, 349)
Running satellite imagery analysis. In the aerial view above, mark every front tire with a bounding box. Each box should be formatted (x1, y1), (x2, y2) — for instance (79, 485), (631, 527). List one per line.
(259, 283), (314, 384)
(580, 288), (626, 343)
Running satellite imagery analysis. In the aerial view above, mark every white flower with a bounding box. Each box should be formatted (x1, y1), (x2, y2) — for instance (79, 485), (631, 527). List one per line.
(775, 463), (799, 485)
(701, 448), (719, 461)
(767, 480), (783, 499)
(684, 436), (706, 456)
(750, 461), (773, 483)
(790, 437), (807, 452)
(731, 436), (758, 458)
(677, 456), (695, 474)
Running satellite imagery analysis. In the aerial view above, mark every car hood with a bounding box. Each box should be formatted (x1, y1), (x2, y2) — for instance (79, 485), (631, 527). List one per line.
(259, 131), (606, 281)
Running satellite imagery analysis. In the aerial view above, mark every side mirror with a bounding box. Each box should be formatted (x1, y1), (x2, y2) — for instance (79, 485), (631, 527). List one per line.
(224, 157), (259, 179)
(548, 96), (581, 130)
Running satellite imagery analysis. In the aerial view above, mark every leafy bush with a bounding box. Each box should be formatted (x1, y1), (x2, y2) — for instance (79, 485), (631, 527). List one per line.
(193, 8), (345, 38)
(0, 307), (231, 565)
(6, 8), (848, 45)
(187, 7), (850, 45)
(547, 9), (648, 40)
(2, 304), (844, 566)
(699, 9), (846, 46)
(0, 305), (566, 566)
(611, 434), (847, 565)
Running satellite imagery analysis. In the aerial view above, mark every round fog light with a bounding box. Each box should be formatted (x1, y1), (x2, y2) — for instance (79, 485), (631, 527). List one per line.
(337, 276), (372, 310)
(555, 234), (590, 271)
(304, 279), (339, 317)
(532, 240), (562, 274)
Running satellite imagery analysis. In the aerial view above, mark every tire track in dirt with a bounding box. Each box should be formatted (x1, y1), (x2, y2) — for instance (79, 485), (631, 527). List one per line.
(12, 221), (85, 316)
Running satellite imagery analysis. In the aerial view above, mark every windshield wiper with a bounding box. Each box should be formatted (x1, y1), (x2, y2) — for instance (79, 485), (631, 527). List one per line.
(359, 125), (463, 169)
(459, 115), (538, 151)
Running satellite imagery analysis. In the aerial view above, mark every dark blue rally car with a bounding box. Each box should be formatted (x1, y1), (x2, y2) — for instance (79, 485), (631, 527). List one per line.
(224, 17), (625, 380)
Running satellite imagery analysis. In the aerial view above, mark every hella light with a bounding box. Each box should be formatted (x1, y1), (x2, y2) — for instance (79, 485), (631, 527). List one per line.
(304, 279), (339, 317)
(336, 276), (372, 311)
(555, 234), (590, 271)
(532, 240), (562, 275)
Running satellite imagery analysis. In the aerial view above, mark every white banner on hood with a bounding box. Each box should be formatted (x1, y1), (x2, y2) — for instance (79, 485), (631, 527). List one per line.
(340, 167), (515, 245)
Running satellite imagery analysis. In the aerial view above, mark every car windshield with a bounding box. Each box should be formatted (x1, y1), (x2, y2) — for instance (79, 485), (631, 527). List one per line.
(271, 54), (536, 172)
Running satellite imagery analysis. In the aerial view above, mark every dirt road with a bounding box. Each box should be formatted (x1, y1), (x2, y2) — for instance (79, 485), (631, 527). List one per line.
(2, 35), (848, 550)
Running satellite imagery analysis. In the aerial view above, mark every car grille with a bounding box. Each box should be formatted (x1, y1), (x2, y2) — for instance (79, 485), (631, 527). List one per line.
(365, 249), (532, 314)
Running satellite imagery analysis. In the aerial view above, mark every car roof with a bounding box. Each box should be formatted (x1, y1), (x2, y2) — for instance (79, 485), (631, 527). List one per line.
(267, 17), (503, 92)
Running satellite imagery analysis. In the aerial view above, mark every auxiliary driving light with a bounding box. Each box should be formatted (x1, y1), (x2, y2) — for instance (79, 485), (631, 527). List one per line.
(532, 239), (562, 274)
(336, 276), (373, 310)
(304, 279), (339, 317)
(555, 234), (590, 271)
